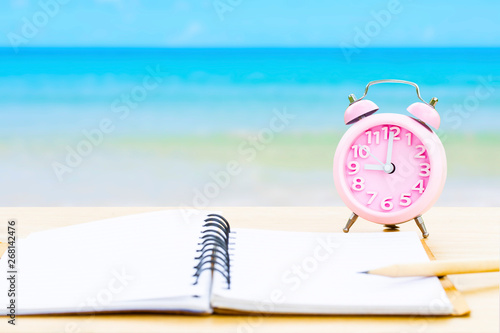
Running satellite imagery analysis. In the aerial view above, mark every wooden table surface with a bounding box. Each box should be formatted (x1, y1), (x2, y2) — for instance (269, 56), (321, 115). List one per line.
(0, 207), (498, 333)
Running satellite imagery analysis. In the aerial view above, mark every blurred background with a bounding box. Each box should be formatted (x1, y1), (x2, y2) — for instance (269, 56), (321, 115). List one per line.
(0, 1), (499, 206)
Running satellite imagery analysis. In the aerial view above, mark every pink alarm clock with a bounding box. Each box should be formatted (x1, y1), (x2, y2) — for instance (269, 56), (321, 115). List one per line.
(333, 80), (447, 238)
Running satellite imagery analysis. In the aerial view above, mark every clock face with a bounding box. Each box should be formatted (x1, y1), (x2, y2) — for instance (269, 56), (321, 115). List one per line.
(344, 124), (430, 213)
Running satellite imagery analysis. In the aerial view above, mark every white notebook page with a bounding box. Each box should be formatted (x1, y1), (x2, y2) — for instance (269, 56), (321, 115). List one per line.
(0, 210), (213, 314)
(212, 230), (453, 315)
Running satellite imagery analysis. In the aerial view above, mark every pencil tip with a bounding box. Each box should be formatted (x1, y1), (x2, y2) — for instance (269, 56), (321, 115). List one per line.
(359, 271), (369, 274)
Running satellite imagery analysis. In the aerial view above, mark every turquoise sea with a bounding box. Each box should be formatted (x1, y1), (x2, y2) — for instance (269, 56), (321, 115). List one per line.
(0, 47), (499, 206)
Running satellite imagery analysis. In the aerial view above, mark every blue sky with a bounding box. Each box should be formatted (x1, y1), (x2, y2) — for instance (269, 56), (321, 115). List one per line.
(1, 0), (500, 47)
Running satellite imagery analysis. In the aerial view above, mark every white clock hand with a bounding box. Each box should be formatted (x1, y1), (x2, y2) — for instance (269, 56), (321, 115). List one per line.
(364, 164), (385, 170)
(361, 144), (394, 173)
(360, 146), (385, 166)
(386, 131), (395, 165)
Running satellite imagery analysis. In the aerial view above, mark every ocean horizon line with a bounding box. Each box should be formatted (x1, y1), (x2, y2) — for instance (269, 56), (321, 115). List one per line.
(0, 46), (499, 53)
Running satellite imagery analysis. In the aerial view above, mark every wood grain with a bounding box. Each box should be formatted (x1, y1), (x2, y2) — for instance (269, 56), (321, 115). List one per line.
(0, 207), (498, 333)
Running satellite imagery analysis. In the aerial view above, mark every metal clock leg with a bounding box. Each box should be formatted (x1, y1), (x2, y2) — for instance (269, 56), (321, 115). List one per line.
(414, 215), (429, 238)
(343, 213), (358, 233)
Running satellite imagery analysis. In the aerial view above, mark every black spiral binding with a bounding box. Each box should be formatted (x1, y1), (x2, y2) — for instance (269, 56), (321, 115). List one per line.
(193, 214), (232, 289)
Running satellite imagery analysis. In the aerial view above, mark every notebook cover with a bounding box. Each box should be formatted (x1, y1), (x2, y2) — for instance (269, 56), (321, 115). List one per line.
(0, 239), (470, 316)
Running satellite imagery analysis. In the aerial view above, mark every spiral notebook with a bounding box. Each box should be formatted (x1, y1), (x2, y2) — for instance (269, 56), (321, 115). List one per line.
(0, 210), (468, 316)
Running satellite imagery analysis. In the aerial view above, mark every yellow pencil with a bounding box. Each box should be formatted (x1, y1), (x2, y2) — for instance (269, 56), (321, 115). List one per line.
(362, 259), (500, 277)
